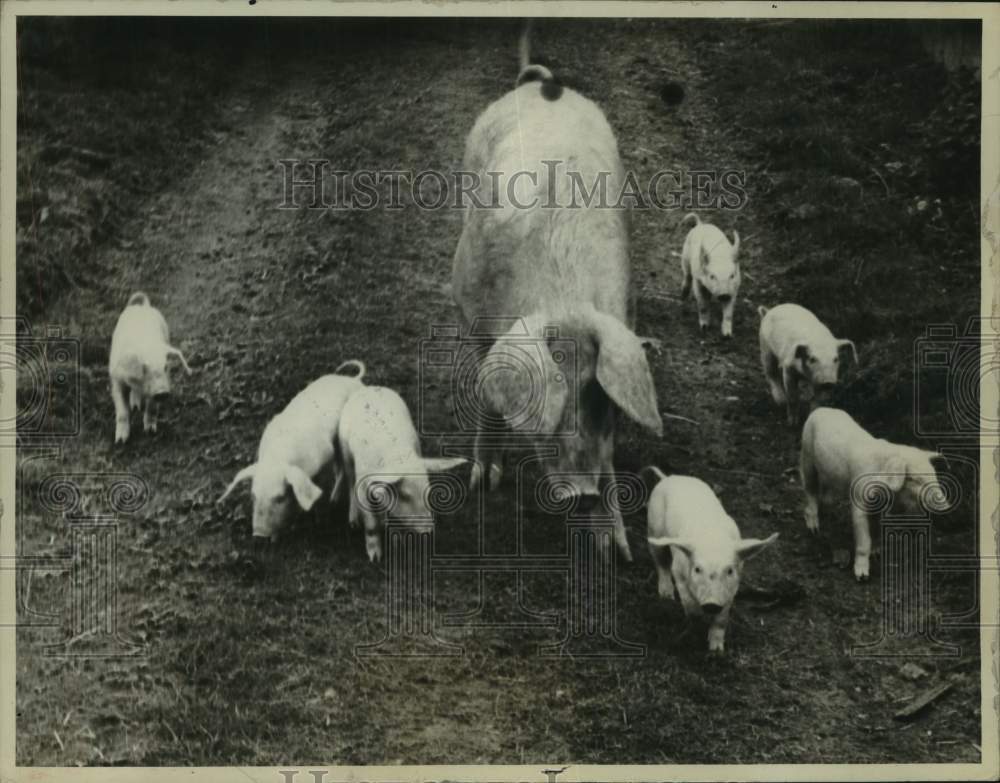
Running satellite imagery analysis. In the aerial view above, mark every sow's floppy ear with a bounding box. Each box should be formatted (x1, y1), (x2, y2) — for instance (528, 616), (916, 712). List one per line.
(587, 308), (663, 436)
(478, 315), (569, 434)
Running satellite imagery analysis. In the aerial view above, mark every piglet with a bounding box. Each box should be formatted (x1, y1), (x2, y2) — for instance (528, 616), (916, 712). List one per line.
(645, 467), (778, 653)
(679, 213), (742, 338)
(335, 385), (466, 563)
(109, 292), (192, 444)
(217, 361), (365, 541)
(758, 303), (857, 426)
(800, 407), (950, 582)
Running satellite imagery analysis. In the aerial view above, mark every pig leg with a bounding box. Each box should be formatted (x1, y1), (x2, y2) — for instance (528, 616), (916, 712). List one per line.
(611, 506), (633, 563)
(707, 605), (731, 654)
(344, 461), (360, 528)
(673, 573), (699, 617)
(648, 544), (675, 599)
(470, 428), (503, 493)
(111, 379), (131, 444)
(680, 253), (693, 299)
(142, 395), (158, 434)
(851, 503), (873, 582)
(800, 448), (821, 534)
(761, 348), (785, 404)
(693, 280), (711, 332)
(781, 366), (801, 426)
(720, 296), (736, 339)
(363, 510), (383, 563)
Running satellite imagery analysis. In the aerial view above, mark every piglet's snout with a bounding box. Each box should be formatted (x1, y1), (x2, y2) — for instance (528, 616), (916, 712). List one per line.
(716, 294), (732, 304)
(701, 602), (724, 616)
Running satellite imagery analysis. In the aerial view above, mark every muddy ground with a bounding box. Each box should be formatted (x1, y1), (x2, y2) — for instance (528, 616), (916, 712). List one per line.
(15, 19), (984, 766)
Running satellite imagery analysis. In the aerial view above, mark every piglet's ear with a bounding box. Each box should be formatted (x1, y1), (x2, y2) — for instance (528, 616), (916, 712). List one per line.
(218, 465), (256, 503)
(928, 451), (950, 470)
(837, 339), (858, 366)
(731, 230), (740, 257)
(422, 457), (468, 473)
(167, 346), (192, 375)
(736, 532), (779, 561)
(647, 537), (695, 559)
(589, 309), (663, 436)
(285, 465), (322, 511)
(882, 455), (907, 493)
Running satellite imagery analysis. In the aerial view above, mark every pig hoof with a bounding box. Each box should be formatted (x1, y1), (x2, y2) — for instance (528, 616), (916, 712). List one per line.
(708, 645), (725, 656)
(854, 561), (870, 581)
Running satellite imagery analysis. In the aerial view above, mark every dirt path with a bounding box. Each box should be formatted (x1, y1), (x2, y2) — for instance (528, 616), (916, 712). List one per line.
(17, 21), (980, 766)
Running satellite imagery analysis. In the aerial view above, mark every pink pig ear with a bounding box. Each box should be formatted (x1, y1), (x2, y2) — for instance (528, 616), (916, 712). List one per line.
(285, 465), (322, 511)
(928, 451), (950, 470)
(422, 457), (468, 473)
(837, 339), (858, 365)
(882, 455), (907, 492)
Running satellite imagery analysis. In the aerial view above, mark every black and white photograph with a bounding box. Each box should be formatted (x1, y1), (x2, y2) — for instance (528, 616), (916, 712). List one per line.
(3, 2), (998, 778)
